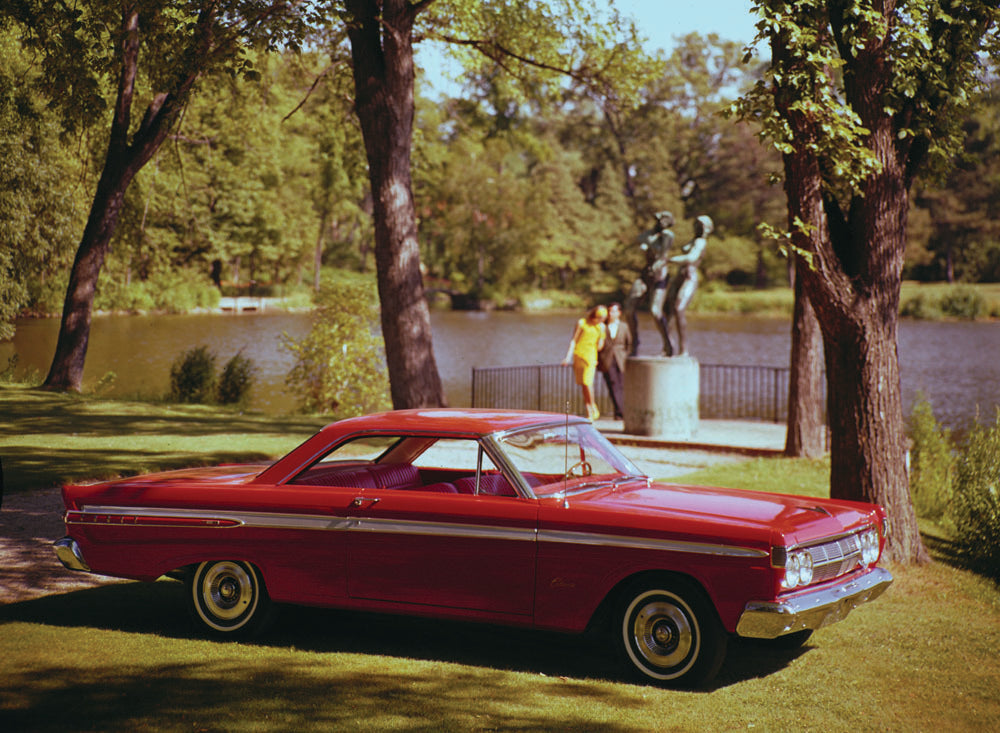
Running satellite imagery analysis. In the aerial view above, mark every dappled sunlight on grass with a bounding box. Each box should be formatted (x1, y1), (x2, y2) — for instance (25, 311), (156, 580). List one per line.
(1, 561), (998, 730)
(0, 384), (326, 492)
(2, 385), (999, 729)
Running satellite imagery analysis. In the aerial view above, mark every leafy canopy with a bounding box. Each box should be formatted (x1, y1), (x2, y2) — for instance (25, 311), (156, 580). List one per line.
(734, 0), (1000, 199)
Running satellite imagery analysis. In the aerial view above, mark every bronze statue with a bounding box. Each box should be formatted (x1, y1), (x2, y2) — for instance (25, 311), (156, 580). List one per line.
(666, 215), (712, 356)
(624, 211), (675, 356)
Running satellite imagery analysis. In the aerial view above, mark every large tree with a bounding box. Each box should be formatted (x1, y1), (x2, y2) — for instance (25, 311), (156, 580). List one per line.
(334, 0), (657, 407)
(6, 0), (298, 391)
(340, 0), (445, 407)
(736, 0), (999, 562)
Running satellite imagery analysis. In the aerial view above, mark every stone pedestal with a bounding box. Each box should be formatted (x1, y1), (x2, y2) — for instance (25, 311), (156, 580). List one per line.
(624, 355), (699, 439)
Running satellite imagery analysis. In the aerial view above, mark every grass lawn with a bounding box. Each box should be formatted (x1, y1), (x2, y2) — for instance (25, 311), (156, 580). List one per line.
(688, 281), (1000, 319)
(2, 385), (999, 730)
(0, 384), (328, 493)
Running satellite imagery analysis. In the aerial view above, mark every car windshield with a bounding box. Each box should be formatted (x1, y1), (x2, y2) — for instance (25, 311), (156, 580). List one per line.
(494, 421), (645, 497)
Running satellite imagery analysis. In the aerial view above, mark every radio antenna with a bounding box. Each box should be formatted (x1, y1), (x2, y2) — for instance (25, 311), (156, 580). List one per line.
(564, 401), (570, 492)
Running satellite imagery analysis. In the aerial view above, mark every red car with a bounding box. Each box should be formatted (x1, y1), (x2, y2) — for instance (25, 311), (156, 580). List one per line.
(55, 409), (892, 686)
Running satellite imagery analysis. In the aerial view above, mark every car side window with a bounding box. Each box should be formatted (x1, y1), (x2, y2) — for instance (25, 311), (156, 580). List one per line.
(412, 438), (489, 472)
(412, 439), (518, 497)
(314, 436), (399, 464)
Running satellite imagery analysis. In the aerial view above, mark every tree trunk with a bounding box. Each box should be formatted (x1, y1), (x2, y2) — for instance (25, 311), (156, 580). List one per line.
(43, 8), (143, 392)
(771, 20), (929, 564)
(42, 175), (130, 391)
(784, 264), (825, 457)
(314, 209), (327, 293)
(821, 308), (926, 563)
(345, 0), (446, 408)
(42, 6), (204, 391)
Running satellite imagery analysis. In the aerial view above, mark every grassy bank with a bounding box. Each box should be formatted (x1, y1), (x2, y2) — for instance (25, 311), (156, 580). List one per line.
(691, 281), (1000, 319)
(0, 384), (327, 493)
(1, 387), (998, 730)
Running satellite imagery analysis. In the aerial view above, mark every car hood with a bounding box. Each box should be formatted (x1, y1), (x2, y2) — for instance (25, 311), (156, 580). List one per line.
(558, 479), (878, 547)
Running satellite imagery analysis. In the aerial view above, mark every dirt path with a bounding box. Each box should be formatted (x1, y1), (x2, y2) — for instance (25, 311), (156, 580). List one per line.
(1, 488), (124, 604)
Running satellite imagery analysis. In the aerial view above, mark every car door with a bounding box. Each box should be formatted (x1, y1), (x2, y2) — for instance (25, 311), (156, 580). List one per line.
(346, 439), (538, 617)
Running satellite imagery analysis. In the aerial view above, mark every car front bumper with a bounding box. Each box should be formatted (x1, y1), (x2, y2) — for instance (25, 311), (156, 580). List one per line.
(735, 566), (893, 639)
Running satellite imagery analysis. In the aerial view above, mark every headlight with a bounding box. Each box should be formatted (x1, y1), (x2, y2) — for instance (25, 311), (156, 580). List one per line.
(860, 529), (880, 565)
(799, 551), (814, 584)
(784, 553), (800, 588)
(780, 549), (814, 589)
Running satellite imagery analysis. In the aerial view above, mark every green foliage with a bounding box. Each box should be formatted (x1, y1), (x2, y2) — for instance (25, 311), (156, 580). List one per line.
(909, 81), (1000, 283)
(900, 284), (987, 320)
(906, 395), (954, 521)
(414, 97), (631, 297)
(899, 292), (943, 320)
(0, 30), (83, 338)
(168, 345), (257, 406)
(281, 279), (390, 417)
(939, 285), (986, 320)
(94, 269), (220, 314)
(0, 355), (19, 384)
(218, 352), (256, 407)
(169, 346), (218, 405)
(906, 397), (1000, 579)
(951, 412), (1000, 580)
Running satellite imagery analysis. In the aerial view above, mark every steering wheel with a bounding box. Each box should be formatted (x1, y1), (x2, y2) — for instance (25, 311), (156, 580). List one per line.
(564, 460), (592, 479)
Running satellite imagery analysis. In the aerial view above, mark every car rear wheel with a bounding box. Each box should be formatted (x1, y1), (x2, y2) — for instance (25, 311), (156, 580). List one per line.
(187, 560), (272, 636)
(616, 579), (727, 686)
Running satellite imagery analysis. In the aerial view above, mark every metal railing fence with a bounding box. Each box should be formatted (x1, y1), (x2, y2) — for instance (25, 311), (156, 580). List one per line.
(471, 362), (822, 422)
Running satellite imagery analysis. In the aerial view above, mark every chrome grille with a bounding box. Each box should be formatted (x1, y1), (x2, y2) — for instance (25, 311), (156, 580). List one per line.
(806, 533), (863, 583)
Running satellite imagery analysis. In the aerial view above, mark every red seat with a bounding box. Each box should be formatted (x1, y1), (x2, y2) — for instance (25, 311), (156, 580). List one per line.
(415, 482), (459, 493)
(292, 467), (376, 488)
(367, 463), (421, 490)
(453, 473), (517, 497)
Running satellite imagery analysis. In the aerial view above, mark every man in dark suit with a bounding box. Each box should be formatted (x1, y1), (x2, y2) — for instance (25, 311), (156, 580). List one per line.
(598, 303), (632, 420)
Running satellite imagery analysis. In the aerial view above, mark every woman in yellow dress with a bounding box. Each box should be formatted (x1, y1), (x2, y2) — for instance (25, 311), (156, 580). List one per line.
(562, 305), (607, 421)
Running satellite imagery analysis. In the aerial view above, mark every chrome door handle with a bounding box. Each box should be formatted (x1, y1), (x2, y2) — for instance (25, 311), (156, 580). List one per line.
(351, 497), (380, 507)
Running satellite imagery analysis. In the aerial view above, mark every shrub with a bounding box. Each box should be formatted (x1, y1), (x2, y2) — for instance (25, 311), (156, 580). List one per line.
(939, 285), (985, 320)
(94, 269), (220, 314)
(950, 412), (1000, 579)
(169, 346), (217, 404)
(281, 280), (390, 417)
(900, 292), (942, 320)
(906, 394), (953, 521)
(217, 352), (256, 407)
(901, 285), (986, 320)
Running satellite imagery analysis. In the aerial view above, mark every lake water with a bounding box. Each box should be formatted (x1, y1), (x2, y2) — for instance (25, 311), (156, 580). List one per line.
(3, 310), (998, 431)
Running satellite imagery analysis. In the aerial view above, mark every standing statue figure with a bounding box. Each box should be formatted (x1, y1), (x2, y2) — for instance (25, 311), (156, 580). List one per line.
(666, 214), (712, 356)
(623, 210), (675, 356)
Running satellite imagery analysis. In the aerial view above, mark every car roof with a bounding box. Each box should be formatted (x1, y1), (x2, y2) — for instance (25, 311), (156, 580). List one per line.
(320, 408), (588, 438)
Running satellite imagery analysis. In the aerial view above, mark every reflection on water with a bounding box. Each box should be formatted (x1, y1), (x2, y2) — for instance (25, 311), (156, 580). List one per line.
(4, 310), (997, 430)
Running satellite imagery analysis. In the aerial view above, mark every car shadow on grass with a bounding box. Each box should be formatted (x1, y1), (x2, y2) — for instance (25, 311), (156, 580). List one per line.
(0, 579), (809, 691)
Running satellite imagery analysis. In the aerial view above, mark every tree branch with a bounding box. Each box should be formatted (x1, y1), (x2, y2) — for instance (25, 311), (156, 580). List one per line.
(436, 34), (590, 86)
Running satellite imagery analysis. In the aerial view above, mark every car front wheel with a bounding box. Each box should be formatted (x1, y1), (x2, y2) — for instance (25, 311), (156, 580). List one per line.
(616, 579), (727, 686)
(187, 560), (272, 636)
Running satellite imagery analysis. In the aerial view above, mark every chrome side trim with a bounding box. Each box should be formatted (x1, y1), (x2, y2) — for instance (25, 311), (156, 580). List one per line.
(352, 517), (535, 542)
(70, 505), (352, 532)
(53, 537), (90, 572)
(538, 529), (770, 558)
(736, 567), (894, 638)
(68, 504), (768, 558)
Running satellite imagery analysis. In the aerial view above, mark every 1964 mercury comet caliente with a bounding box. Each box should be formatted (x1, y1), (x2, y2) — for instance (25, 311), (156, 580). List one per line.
(55, 409), (892, 686)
